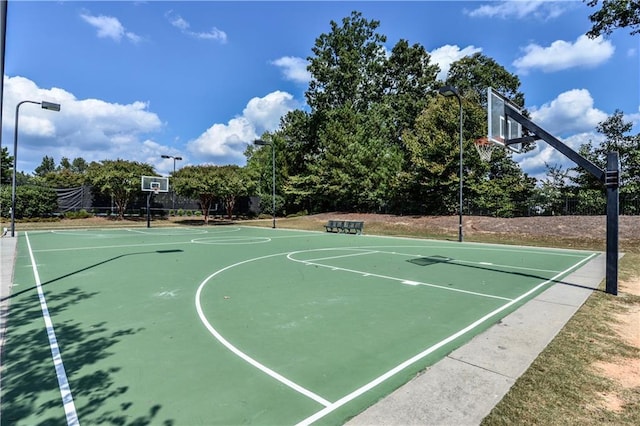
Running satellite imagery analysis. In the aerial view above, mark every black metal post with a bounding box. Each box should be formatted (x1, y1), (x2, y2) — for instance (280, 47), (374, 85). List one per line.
(271, 143), (276, 229)
(605, 152), (619, 295)
(146, 192), (152, 228)
(11, 101), (39, 237)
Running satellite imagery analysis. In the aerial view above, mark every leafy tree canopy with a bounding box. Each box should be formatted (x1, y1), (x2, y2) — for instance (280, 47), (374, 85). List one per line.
(586, 0), (640, 37)
(86, 159), (155, 220)
(172, 165), (252, 223)
(1, 147), (12, 185)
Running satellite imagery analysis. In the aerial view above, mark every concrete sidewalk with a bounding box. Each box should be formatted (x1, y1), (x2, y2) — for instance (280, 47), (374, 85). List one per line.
(0, 235), (18, 363)
(347, 253), (605, 425)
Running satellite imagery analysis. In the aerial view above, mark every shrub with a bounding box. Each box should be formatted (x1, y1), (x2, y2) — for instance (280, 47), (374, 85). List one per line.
(0, 185), (58, 218)
(64, 209), (93, 219)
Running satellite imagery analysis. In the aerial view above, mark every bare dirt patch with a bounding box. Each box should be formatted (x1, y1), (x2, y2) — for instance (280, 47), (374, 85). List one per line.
(309, 213), (640, 241)
(591, 275), (640, 412)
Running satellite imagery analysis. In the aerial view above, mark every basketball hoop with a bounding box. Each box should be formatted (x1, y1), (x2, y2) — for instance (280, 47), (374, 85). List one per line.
(474, 137), (495, 162)
(150, 182), (160, 195)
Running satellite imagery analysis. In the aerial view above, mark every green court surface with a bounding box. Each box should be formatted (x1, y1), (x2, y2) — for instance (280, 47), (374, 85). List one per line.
(1, 226), (597, 425)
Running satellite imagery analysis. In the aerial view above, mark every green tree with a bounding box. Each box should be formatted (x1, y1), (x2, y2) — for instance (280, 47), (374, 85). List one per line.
(60, 157), (72, 170)
(306, 11), (387, 113)
(34, 155), (56, 177)
(42, 156), (89, 188)
(71, 157), (89, 173)
(384, 39), (439, 139)
(446, 53), (524, 109)
(43, 169), (87, 188)
(399, 99), (462, 214)
(86, 159), (155, 220)
(217, 165), (253, 219)
(1, 147), (12, 185)
(307, 106), (403, 212)
(249, 11), (536, 216)
(586, 0), (640, 37)
(172, 165), (222, 224)
(533, 163), (571, 215)
(571, 110), (640, 198)
(295, 11), (437, 213)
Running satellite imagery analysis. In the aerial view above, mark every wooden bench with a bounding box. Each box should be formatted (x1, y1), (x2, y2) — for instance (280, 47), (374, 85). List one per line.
(324, 220), (364, 235)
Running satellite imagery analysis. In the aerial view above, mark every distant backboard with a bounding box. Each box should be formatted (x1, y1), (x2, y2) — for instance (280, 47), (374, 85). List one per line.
(488, 87), (523, 153)
(141, 175), (169, 192)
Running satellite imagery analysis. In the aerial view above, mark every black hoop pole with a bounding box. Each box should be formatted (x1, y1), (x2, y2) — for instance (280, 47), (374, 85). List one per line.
(605, 152), (619, 295)
(146, 192), (152, 228)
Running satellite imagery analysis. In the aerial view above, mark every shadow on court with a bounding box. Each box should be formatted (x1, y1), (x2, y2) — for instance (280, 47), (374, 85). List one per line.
(1, 249), (184, 303)
(407, 255), (603, 293)
(0, 284), (174, 425)
(1, 249), (184, 425)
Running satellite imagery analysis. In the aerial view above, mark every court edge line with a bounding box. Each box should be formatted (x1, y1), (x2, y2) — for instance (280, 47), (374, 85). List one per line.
(25, 233), (80, 426)
(296, 252), (599, 425)
(194, 253), (332, 408)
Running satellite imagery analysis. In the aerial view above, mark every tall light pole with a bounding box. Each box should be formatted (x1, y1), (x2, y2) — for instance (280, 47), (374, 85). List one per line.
(439, 85), (464, 242)
(254, 139), (275, 228)
(161, 154), (182, 214)
(11, 100), (61, 237)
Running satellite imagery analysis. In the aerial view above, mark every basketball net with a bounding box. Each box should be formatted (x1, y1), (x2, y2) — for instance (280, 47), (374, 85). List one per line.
(474, 137), (495, 162)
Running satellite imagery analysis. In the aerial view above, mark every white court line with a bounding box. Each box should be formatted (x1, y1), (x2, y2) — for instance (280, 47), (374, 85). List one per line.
(33, 241), (191, 253)
(303, 250), (379, 263)
(287, 251), (512, 301)
(296, 252), (599, 425)
(195, 253), (332, 408)
(356, 239), (592, 257)
(35, 230), (324, 253)
(25, 233), (80, 426)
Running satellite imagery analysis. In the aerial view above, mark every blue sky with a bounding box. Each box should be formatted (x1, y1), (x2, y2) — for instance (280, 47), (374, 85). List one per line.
(2, 0), (638, 181)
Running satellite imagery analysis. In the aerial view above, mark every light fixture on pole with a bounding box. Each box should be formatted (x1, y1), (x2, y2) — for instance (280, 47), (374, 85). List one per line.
(438, 85), (464, 243)
(11, 100), (61, 237)
(161, 154), (182, 214)
(254, 139), (276, 228)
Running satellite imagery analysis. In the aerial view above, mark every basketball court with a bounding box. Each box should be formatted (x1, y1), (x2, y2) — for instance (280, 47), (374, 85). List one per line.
(0, 225), (602, 425)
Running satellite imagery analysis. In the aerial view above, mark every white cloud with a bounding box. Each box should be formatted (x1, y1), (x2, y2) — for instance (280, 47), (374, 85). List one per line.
(466, 1), (567, 20)
(165, 11), (227, 43)
(530, 89), (608, 136)
(514, 89), (608, 181)
(271, 56), (312, 84)
(80, 12), (141, 43)
(429, 45), (482, 80)
(515, 132), (601, 182)
(187, 91), (299, 163)
(513, 35), (614, 74)
(3, 75), (165, 173)
(243, 91), (298, 131)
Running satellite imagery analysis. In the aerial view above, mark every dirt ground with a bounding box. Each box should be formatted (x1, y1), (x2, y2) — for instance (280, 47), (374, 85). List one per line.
(308, 212), (640, 241)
